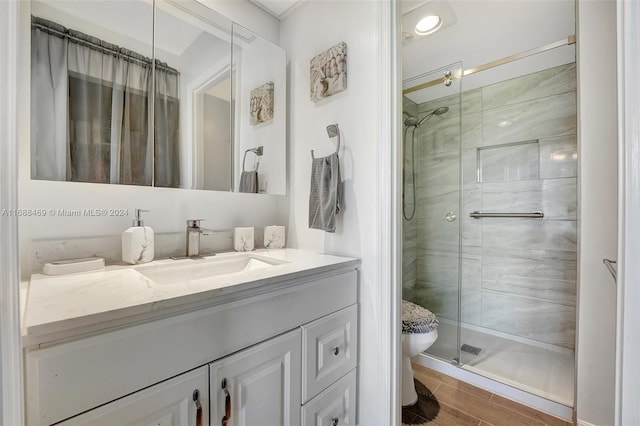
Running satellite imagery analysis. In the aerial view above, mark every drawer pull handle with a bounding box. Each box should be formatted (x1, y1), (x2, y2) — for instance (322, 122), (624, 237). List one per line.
(332, 417), (339, 426)
(333, 346), (340, 356)
(193, 389), (203, 426)
(222, 378), (231, 426)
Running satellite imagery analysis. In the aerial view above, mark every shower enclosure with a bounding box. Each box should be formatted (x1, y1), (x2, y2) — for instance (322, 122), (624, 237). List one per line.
(402, 60), (577, 408)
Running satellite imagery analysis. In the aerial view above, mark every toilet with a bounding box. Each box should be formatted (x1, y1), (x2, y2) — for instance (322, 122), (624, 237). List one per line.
(401, 299), (439, 406)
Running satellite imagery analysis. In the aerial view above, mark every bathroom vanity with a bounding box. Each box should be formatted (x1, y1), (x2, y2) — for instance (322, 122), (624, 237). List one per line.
(21, 250), (359, 426)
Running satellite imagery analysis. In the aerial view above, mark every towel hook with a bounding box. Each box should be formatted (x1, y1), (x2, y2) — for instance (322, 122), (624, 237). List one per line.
(311, 123), (340, 159)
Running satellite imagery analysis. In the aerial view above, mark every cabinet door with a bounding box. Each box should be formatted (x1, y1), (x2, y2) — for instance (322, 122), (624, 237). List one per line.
(58, 366), (208, 426)
(210, 329), (301, 426)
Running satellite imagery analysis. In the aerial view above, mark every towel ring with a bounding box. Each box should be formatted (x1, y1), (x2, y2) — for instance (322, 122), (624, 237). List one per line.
(311, 123), (340, 159)
(242, 146), (263, 172)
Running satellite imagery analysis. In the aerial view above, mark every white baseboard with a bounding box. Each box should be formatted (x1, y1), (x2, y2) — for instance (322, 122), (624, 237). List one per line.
(577, 420), (597, 426)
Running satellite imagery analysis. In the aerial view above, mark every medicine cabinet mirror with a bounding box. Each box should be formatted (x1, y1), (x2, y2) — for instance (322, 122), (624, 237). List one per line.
(30, 0), (286, 195)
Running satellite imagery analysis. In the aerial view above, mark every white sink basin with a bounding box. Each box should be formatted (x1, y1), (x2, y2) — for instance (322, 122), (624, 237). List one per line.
(136, 254), (288, 285)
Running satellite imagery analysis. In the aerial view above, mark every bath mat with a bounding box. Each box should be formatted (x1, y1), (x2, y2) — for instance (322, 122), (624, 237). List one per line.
(401, 379), (440, 425)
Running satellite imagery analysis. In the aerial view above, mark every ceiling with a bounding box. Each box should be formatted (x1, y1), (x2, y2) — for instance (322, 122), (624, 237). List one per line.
(249, 0), (304, 20)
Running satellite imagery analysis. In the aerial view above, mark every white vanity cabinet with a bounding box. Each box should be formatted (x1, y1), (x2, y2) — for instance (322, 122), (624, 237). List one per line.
(24, 262), (359, 426)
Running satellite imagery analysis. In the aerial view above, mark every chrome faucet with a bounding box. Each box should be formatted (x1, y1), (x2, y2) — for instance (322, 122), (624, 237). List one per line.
(186, 220), (213, 257)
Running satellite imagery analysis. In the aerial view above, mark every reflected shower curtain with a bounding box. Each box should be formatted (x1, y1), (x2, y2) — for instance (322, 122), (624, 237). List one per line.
(154, 65), (180, 187)
(31, 17), (179, 186)
(31, 19), (68, 181)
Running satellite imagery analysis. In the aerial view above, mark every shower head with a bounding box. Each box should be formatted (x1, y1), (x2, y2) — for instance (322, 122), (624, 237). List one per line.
(403, 107), (449, 128)
(417, 106), (449, 126)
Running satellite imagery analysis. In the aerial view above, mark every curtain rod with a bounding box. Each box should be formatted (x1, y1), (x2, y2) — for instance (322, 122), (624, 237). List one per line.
(402, 35), (576, 95)
(31, 17), (179, 76)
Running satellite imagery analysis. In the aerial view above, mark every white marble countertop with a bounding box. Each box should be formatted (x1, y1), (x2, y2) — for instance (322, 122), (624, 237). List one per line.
(22, 249), (359, 346)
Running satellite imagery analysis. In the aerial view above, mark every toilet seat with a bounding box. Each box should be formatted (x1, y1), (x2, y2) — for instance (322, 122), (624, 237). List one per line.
(402, 300), (438, 334)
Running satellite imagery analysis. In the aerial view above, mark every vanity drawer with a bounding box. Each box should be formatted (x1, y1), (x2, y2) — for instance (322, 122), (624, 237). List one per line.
(302, 304), (358, 402)
(302, 369), (357, 426)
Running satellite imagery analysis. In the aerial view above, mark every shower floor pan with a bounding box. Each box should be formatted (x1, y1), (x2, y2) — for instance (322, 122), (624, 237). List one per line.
(426, 319), (574, 407)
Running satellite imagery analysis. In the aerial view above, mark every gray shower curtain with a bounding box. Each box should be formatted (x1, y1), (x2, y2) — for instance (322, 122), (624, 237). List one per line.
(31, 17), (180, 186)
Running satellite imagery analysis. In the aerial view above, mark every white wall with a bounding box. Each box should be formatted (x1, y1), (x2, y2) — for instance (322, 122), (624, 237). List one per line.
(17, 0), (288, 277)
(196, 0), (279, 44)
(280, 1), (389, 424)
(576, 0), (618, 424)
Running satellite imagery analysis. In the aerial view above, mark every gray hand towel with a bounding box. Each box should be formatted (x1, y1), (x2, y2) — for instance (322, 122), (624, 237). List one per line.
(309, 152), (342, 232)
(239, 171), (258, 193)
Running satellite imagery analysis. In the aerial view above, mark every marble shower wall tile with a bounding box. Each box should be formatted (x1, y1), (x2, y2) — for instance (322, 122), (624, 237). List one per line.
(403, 95), (418, 115)
(415, 252), (460, 287)
(482, 178), (577, 220)
(462, 184), (482, 255)
(415, 184), (459, 220)
(462, 149), (478, 184)
(416, 151), (460, 186)
(483, 92), (577, 145)
(540, 134), (578, 179)
(481, 291), (576, 349)
(482, 219), (577, 255)
(416, 115), (461, 156)
(413, 282), (459, 322)
(482, 256), (577, 305)
(416, 218), (460, 254)
(462, 112), (483, 150)
(482, 63), (577, 110)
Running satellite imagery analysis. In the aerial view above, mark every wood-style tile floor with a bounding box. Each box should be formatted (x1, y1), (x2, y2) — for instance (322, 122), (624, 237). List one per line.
(402, 362), (573, 426)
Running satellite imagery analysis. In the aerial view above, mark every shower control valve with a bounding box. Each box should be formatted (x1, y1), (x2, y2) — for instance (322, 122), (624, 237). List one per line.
(445, 212), (457, 222)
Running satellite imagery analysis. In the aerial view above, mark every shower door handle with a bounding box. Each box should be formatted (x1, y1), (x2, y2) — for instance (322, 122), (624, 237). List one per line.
(445, 212), (457, 222)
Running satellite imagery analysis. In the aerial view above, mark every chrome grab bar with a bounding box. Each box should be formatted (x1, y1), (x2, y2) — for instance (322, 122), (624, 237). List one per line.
(603, 259), (617, 283)
(469, 211), (544, 219)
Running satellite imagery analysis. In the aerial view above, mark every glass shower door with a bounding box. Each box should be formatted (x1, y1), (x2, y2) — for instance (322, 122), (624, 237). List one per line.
(401, 62), (463, 364)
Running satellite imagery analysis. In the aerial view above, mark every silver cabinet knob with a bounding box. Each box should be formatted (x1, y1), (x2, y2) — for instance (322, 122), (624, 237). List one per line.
(445, 212), (457, 222)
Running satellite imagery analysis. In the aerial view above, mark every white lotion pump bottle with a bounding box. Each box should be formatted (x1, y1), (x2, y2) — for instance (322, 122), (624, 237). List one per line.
(122, 209), (154, 264)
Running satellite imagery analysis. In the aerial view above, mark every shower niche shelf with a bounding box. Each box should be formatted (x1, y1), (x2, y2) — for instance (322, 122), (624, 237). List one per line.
(477, 139), (540, 183)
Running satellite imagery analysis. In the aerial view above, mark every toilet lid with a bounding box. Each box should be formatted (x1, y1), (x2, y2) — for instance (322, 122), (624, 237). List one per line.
(402, 300), (438, 334)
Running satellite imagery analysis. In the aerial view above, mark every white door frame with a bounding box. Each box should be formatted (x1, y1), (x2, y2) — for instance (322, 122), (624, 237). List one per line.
(615, 1), (640, 425)
(0, 0), (24, 424)
(377, 0), (401, 424)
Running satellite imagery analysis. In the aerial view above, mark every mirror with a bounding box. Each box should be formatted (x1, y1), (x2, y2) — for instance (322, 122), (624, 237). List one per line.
(30, 0), (287, 194)
(153, 0), (233, 191)
(30, 0), (155, 185)
(231, 24), (287, 195)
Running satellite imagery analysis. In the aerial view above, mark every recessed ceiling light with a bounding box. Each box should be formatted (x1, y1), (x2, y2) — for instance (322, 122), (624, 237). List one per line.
(415, 15), (442, 35)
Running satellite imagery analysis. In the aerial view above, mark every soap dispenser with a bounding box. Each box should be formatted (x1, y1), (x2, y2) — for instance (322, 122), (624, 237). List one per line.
(122, 209), (154, 264)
